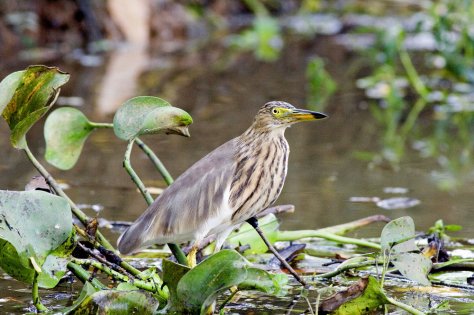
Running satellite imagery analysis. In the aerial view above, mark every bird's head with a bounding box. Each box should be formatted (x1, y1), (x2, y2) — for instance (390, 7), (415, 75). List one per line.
(252, 101), (327, 131)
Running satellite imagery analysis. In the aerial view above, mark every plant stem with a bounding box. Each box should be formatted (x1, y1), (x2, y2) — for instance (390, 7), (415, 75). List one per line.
(400, 98), (427, 137)
(67, 262), (107, 290)
(399, 48), (429, 99)
(123, 139), (154, 204)
(23, 144), (142, 277)
(71, 258), (168, 300)
(124, 138), (187, 265)
(32, 271), (47, 312)
(89, 122), (114, 129)
(135, 137), (174, 185)
(386, 295), (426, 315)
(316, 260), (378, 279)
(277, 230), (381, 250)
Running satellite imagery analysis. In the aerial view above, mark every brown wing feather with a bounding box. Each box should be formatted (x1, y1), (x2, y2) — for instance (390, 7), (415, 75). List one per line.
(117, 139), (238, 254)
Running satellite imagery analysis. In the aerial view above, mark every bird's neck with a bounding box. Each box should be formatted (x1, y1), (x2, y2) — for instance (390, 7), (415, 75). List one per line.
(239, 124), (287, 145)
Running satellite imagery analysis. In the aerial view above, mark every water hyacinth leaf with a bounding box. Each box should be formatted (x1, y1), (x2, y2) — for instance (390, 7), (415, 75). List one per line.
(62, 282), (99, 314)
(238, 267), (288, 296)
(73, 289), (160, 315)
(176, 250), (249, 314)
(162, 258), (191, 310)
(0, 66), (70, 149)
(226, 214), (279, 254)
(319, 276), (388, 314)
(0, 70), (24, 113)
(380, 216), (418, 253)
(0, 190), (74, 288)
(392, 253), (432, 286)
(113, 96), (192, 141)
(44, 107), (95, 170)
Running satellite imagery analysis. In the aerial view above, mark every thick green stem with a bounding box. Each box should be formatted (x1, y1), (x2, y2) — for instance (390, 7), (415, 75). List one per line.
(32, 271), (47, 312)
(135, 137), (174, 185)
(317, 260), (378, 279)
(277, 230), (381, 250)
(67, 261), (107, 290)
(90, 122), (114, 129)
(72, 258), (168, 300)
(23, 144), (142, 277)
(317, 215), (390, 236)
(124, 139), (154, 204)
(386, 295), (426, 315)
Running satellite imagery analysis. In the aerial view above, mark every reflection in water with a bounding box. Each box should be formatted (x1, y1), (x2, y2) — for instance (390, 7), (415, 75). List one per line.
(96, 0), (151, 116)
(95, 46), (149, 116)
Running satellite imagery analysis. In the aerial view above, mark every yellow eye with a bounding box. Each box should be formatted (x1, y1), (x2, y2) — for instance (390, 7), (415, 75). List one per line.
(272, 108), (279, 115)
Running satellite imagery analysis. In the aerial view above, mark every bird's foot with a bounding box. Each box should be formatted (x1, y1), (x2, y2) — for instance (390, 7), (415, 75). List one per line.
(187, 245), (198, 268)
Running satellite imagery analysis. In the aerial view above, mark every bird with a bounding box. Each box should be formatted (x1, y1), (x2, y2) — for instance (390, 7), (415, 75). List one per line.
(117, 101), (327, 267)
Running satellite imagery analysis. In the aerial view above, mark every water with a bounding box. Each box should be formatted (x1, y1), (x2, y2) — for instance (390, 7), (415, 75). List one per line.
(0, 31), (473, 312)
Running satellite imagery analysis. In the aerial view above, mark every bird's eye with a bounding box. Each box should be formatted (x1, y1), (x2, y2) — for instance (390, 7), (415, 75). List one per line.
(272, 108), (279, 115)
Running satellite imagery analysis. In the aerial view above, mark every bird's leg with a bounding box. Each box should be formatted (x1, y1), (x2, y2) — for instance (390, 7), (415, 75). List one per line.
(246, 217), (308, 287)
(187, 242), (199, 268)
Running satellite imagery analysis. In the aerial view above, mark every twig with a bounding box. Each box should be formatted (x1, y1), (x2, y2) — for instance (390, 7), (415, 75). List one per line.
(77, 242), (134, 279)
(247, 217), (308, 287)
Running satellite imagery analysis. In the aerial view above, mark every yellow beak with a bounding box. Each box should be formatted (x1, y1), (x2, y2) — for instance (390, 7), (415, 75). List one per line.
(290, 108), (328, 121)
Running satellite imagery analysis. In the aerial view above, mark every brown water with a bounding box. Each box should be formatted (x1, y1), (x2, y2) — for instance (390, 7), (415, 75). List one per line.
(0, 34), (473, 312)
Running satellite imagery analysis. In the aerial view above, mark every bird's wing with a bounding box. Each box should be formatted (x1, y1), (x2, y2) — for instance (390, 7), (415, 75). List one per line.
(117, 139), (238, 254)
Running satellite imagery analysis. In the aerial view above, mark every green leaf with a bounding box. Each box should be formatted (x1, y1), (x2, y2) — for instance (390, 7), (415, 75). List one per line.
(0, 66), (70, 149)
(62, 282), (99, 314)
(162, 259), (191, 311)
(226, 214), (279, 254)
(238, 267), (288, 296)
(0, 190), (75, 288)
(72, 289), (160, 314)
(164, 249), (288, 314)
(113, 96), (192, 141)
(0, 70), (24, 114)
(44, 107), (95, 170)
(392, 253), (432, 286)
(177, 250), (248, 314)
(380, 216), (418, 253)
(321, 276), (389, 314)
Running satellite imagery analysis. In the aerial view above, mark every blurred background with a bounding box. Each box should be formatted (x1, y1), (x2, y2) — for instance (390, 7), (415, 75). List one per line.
(0, 0), (473, 240)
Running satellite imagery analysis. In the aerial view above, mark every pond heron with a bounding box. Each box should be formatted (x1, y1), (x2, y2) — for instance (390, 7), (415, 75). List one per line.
(118, 101), (327, 277)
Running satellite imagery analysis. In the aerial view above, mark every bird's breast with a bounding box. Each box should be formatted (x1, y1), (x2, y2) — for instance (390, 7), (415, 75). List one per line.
(229, 135), (289, 222)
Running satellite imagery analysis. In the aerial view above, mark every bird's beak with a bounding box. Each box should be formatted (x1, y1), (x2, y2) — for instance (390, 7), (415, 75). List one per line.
(290, 108), (328, 121)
